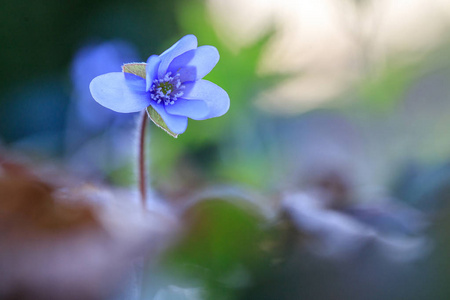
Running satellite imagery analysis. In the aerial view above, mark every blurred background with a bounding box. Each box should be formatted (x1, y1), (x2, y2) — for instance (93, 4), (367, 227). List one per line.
(3, 0), (450, 299)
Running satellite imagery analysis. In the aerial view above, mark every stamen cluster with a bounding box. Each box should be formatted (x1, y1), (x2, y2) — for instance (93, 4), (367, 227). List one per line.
(149, 72), (184, 105)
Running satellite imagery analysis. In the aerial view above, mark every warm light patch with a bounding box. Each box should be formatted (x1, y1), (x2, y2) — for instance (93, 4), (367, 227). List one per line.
(208, 0), (450, 113)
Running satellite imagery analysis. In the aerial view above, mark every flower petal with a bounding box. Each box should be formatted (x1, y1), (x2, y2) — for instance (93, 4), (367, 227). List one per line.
(165, 99), (210, 120)
(146, 55), (161, 91)
(181, 80), (230, 119)
(149, 102), (188, 134)
(167, 46), (220, 82)
(89, 72), (150, 113)
(158, 35), (198, 79)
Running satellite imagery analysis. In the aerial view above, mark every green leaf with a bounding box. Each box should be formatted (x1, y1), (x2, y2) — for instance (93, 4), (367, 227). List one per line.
(162, 199), (270, 300)
(358, 63), (417, 112)
(146, 105), (178, 138)
(121, 63), (146, 78)
(122, 63), (179, 138)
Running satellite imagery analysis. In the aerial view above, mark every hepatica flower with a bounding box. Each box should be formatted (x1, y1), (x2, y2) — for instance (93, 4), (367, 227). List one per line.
(71, 40), (138, 131)
(90, 34), (230, 137)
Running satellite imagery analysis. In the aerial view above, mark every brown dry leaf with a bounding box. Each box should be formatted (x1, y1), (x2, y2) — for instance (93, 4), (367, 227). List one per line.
(0, 158), (177, 300)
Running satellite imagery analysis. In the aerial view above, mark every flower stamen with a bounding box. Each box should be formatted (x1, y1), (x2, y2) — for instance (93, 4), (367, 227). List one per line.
(149, 72), (184, 105)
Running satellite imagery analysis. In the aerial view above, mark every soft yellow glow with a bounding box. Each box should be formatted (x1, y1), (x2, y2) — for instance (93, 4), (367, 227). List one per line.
(208, 0), (450, 114)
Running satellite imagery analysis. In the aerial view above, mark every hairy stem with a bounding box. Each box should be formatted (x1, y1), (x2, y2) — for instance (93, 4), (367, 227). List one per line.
(138, 110), (148, 208)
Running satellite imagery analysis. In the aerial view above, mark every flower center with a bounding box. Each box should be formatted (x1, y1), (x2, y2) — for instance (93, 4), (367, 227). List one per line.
(149, 72), (184, 105)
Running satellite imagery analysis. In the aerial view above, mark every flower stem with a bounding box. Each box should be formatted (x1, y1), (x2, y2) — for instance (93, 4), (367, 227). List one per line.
(138, 110), (148, 208)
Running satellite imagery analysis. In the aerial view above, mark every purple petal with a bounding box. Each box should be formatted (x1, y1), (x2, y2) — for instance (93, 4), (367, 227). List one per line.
(146, 55), (161, 91)
(150, 102), (188, 134)
(158, 35), (197, 79)
(165, 99), (210, 120)
(89, 72), (150, 113)
(181, 80), (230, 119)
(167, 46), (220, 82)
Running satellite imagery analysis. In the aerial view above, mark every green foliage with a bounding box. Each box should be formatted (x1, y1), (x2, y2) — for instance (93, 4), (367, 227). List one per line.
(121, 63), (147, 78)
(176, 0), (277, 118)
(218, 155), (274, 189)
(357, 63), (418, 112)
(162, 199), (272, 299)
(148, 0), (281, 187)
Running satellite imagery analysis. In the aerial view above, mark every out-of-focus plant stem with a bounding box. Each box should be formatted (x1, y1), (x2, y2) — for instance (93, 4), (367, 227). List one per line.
(138, 110), (148, 208)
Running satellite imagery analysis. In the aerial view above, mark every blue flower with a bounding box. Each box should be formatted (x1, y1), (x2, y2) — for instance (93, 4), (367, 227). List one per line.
(71, 40), (138, 131)
(89, 35), (230, 136)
